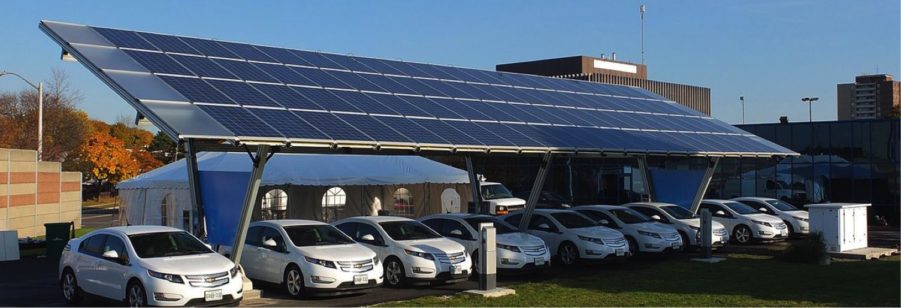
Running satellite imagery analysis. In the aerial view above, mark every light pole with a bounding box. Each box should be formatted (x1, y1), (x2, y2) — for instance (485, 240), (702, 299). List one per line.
(801, 97), (818, 123)
(740, 96), (745, 124)
(0, 71), (43, 160)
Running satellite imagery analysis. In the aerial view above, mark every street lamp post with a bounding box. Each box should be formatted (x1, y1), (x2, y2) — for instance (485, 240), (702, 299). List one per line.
(740, 96), (745, 124)
(801, 97), (819, 123)
(0, 71), (43, 160)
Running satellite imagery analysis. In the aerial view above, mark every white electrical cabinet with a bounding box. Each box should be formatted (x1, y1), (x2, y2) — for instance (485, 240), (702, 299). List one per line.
(0, 230), (20, 262)
(805, 203), (869, 253)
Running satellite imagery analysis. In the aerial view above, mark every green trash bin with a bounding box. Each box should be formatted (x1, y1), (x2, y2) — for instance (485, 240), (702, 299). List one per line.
(44, 222), (74, 263)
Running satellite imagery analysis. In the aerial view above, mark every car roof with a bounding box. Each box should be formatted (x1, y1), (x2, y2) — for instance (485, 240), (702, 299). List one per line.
(95, 225), (185, 236)
(341, 216), (415, 223)
(732, 197), (776, 202)
(422, 213), (491, 219)
(702, 199), (732, 204)
(574, 204), (623, 210)
(625, 202), (680, 208)
(253, 220), (327, 227)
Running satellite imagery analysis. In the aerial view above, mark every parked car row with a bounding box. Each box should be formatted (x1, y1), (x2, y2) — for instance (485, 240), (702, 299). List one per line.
(58, 196), (804, 306)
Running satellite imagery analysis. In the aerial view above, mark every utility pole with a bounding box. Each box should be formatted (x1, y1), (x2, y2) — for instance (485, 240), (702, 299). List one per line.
(640, 4), (646, 65)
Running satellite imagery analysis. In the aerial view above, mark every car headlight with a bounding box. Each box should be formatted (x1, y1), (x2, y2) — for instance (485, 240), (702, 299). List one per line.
(373, 257), (380, 265)
(796, 217), (809, 222)
(752, 220), (773, 227)
(148, 270), (184, 284)
(304, 256), (337, 269)
(403, 249), (434, 260)
(497, 243), (521, 252)
(229, 265), (240, 278)
(577, 235), (605, 245)
(638, 230), (661, 239)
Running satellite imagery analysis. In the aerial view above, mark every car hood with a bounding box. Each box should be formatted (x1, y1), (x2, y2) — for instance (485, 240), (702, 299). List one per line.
(489, 198), (526, 207)
(787, 211), (809, 220)
(681, 218), (726, 230)
(497, 232), (545, 247)
(297, 244), (376, 261)
(139, 253), (234, 275)
(744, 213), (783, 224)
(400, 238), (466, 254)
(570, 226), (623, 239)
(633, 222), (676, 234)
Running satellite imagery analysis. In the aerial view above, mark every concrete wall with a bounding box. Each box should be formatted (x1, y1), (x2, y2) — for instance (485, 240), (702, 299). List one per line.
(0, 148), (82, 238)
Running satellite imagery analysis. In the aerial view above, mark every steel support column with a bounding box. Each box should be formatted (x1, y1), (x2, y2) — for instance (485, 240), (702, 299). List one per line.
(689, 157), (720, 213)
(184, 140), (205, 238)
(636, 156), (654, 202)
(230, 145), (271, 263)
(519, 153), (553, 232)
(465, 156), (482, 214)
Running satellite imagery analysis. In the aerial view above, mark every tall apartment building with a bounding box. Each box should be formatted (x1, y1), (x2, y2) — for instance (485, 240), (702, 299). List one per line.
(496, 55), (711, 115)
(837, 74), (900, 120)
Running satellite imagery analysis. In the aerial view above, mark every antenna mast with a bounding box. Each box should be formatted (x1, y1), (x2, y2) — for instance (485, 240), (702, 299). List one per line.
(640, 4), (646, 65)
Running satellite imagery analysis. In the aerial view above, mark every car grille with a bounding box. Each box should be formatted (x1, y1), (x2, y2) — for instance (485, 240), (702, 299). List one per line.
(436, 251), (466, 264)
(714, 228), (728, 237)
(604, 237), (627, 247)
(774, 223), (787, 230)
(520, 245), (547, 256)
(662, 232), (681, 241)
(337, 259), (375, 273)
(184, 271), (229, 288)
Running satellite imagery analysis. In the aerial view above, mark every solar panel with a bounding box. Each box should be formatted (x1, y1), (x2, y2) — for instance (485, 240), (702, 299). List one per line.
(41, 20), (796, 156)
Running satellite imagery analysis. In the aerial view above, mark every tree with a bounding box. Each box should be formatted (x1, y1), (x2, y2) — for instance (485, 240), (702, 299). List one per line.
(148, 131), (182, 163)
(67, 119), (163, 184)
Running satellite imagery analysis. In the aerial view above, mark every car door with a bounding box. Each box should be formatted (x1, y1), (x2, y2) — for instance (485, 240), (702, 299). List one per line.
(739, 200), (774, 215)
(75, 234), (107, 296)
(94, 235), (130, 300)
(240, 226), (264, 281)
(339, 222), (389, 261)
(701, 203), (735, 230)
(527, 214), (562, 252)
(259, 227), (289, 283)
(632, 207), (671, 224)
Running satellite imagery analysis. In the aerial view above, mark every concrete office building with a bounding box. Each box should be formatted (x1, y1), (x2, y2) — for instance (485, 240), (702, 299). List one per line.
(497, 55), (711, 115)
(837, 74), (900, 120)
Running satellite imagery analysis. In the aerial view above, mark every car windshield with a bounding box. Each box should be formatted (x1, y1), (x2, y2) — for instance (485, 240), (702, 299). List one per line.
(129, 231), (212, 258)
(379, 221), (442, 241)
(765, 200), (801, 212)
(464, 217), (516, 234)
(724, 202), (761, 215)
(661, 206), (697, 219)
(550, 212), (597, 229)
(609, 209), (651, 224)
(284, 225), (355, 246)
(481, 184), (514, 200)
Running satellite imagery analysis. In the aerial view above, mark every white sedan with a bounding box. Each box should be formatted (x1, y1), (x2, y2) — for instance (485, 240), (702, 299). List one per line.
(572, 205), (683, 255)
(237, 220), (382, 298)
(500, 209), (628, 266)
(419, 213), (551, 271)
(732, 197), (810, 237)
(625, 202), (729, 249)
(699, 199), (788, 244)
(59, 226), (243, 306)
(332, 216), (472, 287)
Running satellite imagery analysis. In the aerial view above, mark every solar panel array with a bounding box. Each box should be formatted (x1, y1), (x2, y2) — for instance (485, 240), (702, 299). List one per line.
(41, 21), (795, 156)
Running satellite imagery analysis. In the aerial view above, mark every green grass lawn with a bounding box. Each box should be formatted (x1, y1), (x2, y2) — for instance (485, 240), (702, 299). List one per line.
(383, 254), (900, 307)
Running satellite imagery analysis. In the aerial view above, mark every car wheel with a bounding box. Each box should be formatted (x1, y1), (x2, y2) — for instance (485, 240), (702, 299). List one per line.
(733, 225), (753, 244)
(784, 221), (795, 238)
(626, 237), (639, 257)
(557, 242), (579, 266)
(60, 269), (82, 305)
(126, 281), (147, 307)
(677, 231), (690, 252)
(471, 250), (480, 275)
(284, 265), (304, 299)
(384, 258), (406, 287)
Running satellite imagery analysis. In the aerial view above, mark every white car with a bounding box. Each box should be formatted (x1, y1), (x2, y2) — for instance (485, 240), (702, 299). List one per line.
(625, 202), (729, 249)
(237, 220), (382, 298)
(699, 199), (788, 244)
(332, 216), (472, 287)
(500, 209), (628, 266)
(58, 226), (243, 306)
(732, 197), (810, 237)
(572, 205), (683, 255)
(418, 213), (551, 271)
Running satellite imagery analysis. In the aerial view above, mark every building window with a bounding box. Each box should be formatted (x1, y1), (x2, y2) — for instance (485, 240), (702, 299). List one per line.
(262, 189), (288, 220)
(393, 188), (414, 217)
(321, 187), (346, 222)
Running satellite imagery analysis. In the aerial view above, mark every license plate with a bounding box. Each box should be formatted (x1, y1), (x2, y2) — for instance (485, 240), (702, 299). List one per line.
(534, 257), (545, 266)
(615, 248), (625, 256)
(450, 265), (462, 274)
(672, 242), (680, 248)
(354, 274), (367, 285)
(781, 230), (788, 236)
(204, 289), (222, 302)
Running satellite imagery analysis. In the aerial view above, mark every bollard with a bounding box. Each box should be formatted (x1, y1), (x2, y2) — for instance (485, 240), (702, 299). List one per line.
(700, 208), (712, 259)
(479, 222), (496, 291)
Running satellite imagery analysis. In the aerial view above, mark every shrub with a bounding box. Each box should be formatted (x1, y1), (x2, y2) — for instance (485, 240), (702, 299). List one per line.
(779, 232), (829, 264)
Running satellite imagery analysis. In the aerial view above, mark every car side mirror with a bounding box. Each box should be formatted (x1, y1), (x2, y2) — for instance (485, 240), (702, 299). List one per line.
(449, 229), (464, 237)
(650, 215), (661, 221)
(102, 250), (119, 260)
(262, 238), (277, 248)
(361, 234), (376, 242)
(599, 219), (610, 225)
(715, 210), (726, 217)
(537, 223), (551, 230)
(759, 208), (768, 212)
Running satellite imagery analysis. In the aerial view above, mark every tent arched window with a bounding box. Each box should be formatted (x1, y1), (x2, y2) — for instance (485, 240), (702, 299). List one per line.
(393, 188), (414, 217)
(262, 189), (288, 220)
(321, 187), (346, 222)
(160, 194), (171, 226)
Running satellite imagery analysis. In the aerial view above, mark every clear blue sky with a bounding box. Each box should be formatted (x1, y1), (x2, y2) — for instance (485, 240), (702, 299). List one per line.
(1, 0), (898, 125)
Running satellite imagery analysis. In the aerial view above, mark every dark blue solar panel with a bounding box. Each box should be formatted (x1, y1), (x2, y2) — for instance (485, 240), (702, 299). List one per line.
(196, 105), (282, 137)
(410, 119), (483, 146)
(523, 125), (582, 149)
(387, 76), (445, 97)
(329, 91), (398, 115)
(250, 84), (323, 110)
(335, 114), (412, 143)
(473, 85), (526, 102)
(462, 69), (510, 85)
(325, 71), (389, 92)
(213, 59), (279, 83)
(291, 111), (372, 141)
(205, 79), (280, 107)
(122, 50), (193, 75)
(519, 88), (569, 106)
(381, 61), (436, 79)
(449, 121), (516, 147)
(318, 54), (376, 73)
(428, 66), (483, 83)
(527, 106), (575, 125)
(397, 96), (464, 119)
(289, 50), (345, 70)
(575, 109), (627, 128)
(538, 77), (585, 93)
(473, 122), (545, 147)
(252, 63), (316, 86)
(487, 103), (547, 123)
(417, 80), (478, 99)
(353, 58), (406, 76)
(136, 32), (198, 54)
(217, 41), (278, 63)
(169, 54), (239, 79)
(289, 66), (349, 88)
(93, 27), (157, 50)
(158, 76), (234, 104)
(406, 63), (457, 80)
(290, 87), (361, 113)
(364, 93), (431, 117)
(552, 107), (597, 126)
(555, 92), (597, 108)
(179, 37), (240, 59)
(355, 74), (414, 94)
(254, 46), (316, 67)
(373, 117), (449, 145)
(246, 108), (329, 140)
(460, 101), (520, 122)
(436, 99), (495, 121)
